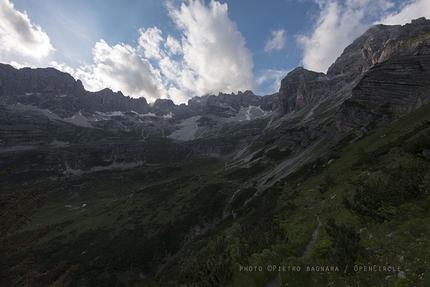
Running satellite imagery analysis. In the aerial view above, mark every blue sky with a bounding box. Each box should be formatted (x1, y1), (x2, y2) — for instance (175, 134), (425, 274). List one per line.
(1, 0), (429, 103)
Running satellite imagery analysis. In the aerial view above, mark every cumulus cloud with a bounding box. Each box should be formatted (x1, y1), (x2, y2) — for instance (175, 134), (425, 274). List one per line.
(297, 0), (394, 73)
(61, 0), (254, 104)
(138, 27), (164, 59)
(0, 0), (254, 104)
(265, 29), (287, 52)
(0, 0), (54, 59)
(50, 60), (75, 76)
(168, 86), (191, 105)
(164, 35), (182, 55)
(377, 0), (430, 25)
(167, 0), (255, 98)
(75, 40), (166, 102)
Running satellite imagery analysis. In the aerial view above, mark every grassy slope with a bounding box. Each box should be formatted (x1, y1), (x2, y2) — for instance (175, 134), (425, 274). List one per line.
(155, 103), (430, 287)
(7, 102), (430, 286)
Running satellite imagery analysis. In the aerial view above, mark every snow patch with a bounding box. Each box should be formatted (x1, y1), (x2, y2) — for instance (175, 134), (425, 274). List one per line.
(143, 112), (157, 117)
(163, 112), (173, 119)
(96, 111), (125, 117)
(168, 116), (200, 141)
(230, 105), (269, 122)
(64, 112), (93, 128)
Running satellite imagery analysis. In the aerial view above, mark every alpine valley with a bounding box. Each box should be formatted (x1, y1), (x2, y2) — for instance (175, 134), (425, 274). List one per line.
(1, 18), (430, 287)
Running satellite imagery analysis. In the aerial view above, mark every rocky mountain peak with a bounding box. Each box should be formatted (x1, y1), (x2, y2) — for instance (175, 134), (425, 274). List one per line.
(278, 67), (329, 114)
(332, 17), (430, 136)
(0, 63), (84, 96)
(327, 17), (430, 78)
(278, 18), (430, 116)
(0, 63), (280, 121)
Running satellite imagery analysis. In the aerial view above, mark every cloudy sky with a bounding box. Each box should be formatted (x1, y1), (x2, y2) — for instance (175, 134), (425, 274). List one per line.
(1, 0), (429, 104)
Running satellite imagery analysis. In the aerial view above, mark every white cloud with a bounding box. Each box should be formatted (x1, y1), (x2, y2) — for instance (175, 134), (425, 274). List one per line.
(0, 0), (54, 59)
(297, 0), (394, 73)
(65, 0), (255, 105)
(50, 60), (75, 76)
(265, 29), (287, 52)
(167, 0), (255, 98)
(159, 56), (182, 83)
(168, 86), (191, 105)
(165, 35), (182, 55)
(377, 0), (430, 25)
(256, 69), (289, 95)
(0, 0), (256, 105)
(138, 27), (164, 59)
(75, 40), (166, 102)
(6, 0), (254, 105)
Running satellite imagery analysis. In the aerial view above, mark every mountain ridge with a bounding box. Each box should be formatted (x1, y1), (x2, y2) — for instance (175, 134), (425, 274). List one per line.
(1, 17), (429, 124)
(1, 18), (430, 158)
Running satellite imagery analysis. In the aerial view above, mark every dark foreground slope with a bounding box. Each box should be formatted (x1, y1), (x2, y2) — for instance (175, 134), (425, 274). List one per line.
(1, 18), (430, 287)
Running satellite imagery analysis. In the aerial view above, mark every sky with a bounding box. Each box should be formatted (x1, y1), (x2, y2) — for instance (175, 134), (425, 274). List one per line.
(1, 0), (429, 104)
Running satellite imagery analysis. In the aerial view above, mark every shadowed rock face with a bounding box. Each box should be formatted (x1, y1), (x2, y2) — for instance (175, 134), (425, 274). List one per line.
(326, 25), (402, 80)
(0, 64), (153, 117)
(278, 17), (430, 136)
(0, 64), (82, 96)
(333, 19), (430, 134)
(328, 17), (430, 79)
(0, 63), (279, 120)
(278, 67), (330, 114)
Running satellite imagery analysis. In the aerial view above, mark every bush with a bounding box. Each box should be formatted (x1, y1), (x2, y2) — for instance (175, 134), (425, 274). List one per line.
(343, 163), (428, 221)
(325, 218), (361, 273)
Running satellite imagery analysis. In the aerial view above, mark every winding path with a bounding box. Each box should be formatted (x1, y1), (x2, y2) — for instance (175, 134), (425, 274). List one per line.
(266, 215), (322, 287)
(302, 215), (322, 258)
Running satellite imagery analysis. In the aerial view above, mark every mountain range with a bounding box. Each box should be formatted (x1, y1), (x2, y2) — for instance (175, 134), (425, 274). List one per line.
(1, 17), (430, 287)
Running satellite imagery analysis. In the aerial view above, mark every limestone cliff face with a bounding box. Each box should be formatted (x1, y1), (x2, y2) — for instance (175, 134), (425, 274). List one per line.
(84, 88), (150, 116)
(326, 25), (401, 80)
(0, 64), (278, 119)
(0, 64), (83, 96)
(334, 42), (430, 133)
(334, 19), (430, 134)
(328, 17), (430, 79)
(278, 67), (330, 114)
(277, 17), (430, 138)
(0, 63), (151, 117)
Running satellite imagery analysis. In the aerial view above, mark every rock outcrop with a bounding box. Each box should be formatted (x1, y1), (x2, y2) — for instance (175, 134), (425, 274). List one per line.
(278, 67), (330, 114)
(0, 64), (279, 120)
(328, 17), (430, 79)
(278, 18), (430, 117)
(0, 63), (151, 117)
(0, 64), (83, 96)
(334, 18), (430, 134)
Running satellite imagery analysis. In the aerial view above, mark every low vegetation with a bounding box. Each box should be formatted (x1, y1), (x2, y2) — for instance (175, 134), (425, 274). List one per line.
(2, 103), (430, 286)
